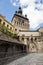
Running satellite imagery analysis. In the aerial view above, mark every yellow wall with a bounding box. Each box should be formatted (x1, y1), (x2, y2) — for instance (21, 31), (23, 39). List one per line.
(0, 15), (14, 33)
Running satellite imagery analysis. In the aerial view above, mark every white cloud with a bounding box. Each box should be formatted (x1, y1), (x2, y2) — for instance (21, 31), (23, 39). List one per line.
(11, 0), (20, 6)
(19, 0), (29, 6)
(22, 0), (43, 30)
(13, 2), (16, 6)
(11, 0), (43, 30)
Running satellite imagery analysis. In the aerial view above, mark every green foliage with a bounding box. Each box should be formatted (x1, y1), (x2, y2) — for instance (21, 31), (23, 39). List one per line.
(0, 24), (19, 40)
(0, 24), (8, 33)
(12, 34), (19, 39)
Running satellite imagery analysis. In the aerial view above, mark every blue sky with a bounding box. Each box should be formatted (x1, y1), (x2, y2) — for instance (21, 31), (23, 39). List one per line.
(0, 0), (43, 30)
(0, 0), (18, 22)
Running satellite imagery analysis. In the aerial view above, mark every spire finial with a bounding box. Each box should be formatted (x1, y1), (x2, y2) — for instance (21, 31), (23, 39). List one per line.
(18, 6), (22, 15)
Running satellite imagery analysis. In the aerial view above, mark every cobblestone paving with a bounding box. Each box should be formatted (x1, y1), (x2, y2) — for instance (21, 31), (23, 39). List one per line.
(7, 53), (43, 65)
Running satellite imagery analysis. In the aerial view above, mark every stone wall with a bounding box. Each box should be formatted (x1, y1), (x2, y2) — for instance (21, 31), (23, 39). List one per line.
(12, 15), (29, 34)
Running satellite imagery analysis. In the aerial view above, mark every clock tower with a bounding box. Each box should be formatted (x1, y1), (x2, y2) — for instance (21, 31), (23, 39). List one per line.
(11, 7), (29, 33)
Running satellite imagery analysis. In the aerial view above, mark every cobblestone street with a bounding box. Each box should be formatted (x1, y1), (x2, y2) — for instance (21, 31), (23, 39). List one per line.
(7, 53), (43, 65)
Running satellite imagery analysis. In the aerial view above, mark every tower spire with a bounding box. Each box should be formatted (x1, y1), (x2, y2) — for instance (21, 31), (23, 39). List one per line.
(18, 6), (22, 15)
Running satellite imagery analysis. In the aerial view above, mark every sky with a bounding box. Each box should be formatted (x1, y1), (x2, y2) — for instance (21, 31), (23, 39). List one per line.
(0, 0), (43, 30)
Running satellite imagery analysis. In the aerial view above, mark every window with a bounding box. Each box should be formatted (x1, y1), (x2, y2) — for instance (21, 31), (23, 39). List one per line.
(7, 25), (9, 28)
(19, 22), (20, 25)
(28, 45), (29, 48)
(15, 29), (17, 31)
(27, 38), (29, 41)
(35, 38), (37, 41)
(17, 22), (18, 25)
(10, 27), (12, 30)
(3, 22), (5, 25)
(22, 38), (24, 41)
(41, 32), (43, 36)
(0, 19), (2, 24)
(31, 37), (33, 42)
(15, 21), (16, 23)
(32, 46), (34, 48)
(15, 21), (16, 24)
(18, 18), (21, 22)
(22, 34), (25, 37)
(22, 20), (24, 25)
(18, 18), (21, 26)
(19, 30), (21, 31)
(22, 20), (24, 23)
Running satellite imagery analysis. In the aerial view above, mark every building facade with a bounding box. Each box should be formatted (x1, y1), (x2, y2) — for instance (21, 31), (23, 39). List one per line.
(11, 7), (29, 34)
(0, 7), (43, 53)
(0, 15), (14, 33)
(12, 7), (43, 53)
